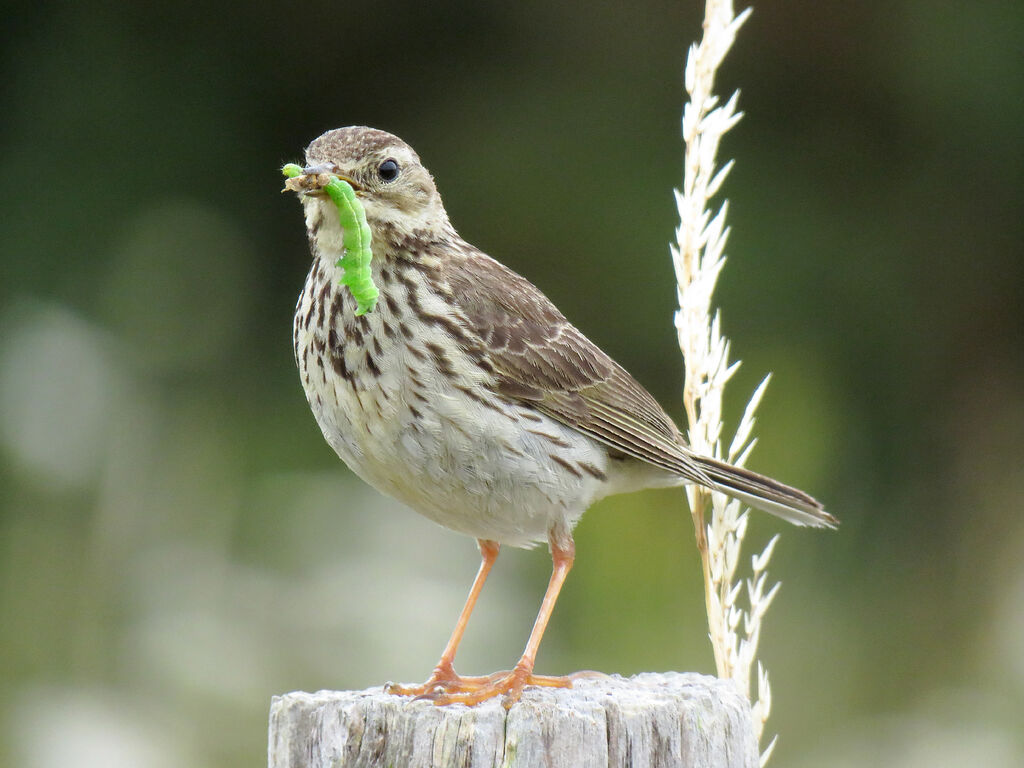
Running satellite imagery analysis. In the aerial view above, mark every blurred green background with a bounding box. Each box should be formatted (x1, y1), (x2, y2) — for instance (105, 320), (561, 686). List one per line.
(2, 1), (1023, 766)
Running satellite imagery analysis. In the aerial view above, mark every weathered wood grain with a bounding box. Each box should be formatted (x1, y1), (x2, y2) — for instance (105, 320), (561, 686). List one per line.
(269, 672), (758, 767)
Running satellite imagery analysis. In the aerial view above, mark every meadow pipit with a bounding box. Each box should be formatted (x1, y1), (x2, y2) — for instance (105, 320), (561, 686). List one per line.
(285, 126), (836, 707)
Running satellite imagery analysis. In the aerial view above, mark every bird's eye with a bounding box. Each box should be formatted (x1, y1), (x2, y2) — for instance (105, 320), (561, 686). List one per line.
(377, 159), (400, 183)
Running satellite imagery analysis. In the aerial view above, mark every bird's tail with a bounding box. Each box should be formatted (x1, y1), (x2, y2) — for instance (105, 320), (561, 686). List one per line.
(691, 455), (838, 529)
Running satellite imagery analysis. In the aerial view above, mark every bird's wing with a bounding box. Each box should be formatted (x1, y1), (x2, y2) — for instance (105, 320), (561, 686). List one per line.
(444, 249), (712, 483)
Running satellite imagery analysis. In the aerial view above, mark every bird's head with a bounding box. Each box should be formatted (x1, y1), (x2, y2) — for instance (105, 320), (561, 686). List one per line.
(288, 126), (450, 243)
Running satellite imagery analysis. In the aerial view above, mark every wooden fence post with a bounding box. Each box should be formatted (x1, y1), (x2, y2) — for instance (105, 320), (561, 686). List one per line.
(269, 672), (758, 767)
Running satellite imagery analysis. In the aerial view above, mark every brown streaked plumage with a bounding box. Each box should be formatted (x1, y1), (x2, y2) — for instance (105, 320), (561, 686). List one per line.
(286, 126), (836, 708)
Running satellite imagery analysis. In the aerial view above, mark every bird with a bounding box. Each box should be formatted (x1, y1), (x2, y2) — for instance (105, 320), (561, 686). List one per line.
(284, 126), (837, 708)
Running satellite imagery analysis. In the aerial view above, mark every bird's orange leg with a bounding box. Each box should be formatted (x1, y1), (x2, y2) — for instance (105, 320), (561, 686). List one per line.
(386, 539), (500, 696)
(422, 536), (577, 708)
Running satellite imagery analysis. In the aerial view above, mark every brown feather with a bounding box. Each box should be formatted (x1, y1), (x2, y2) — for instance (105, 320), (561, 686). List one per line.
(443, 247), (714, 485)
(440, 246), (836, 528)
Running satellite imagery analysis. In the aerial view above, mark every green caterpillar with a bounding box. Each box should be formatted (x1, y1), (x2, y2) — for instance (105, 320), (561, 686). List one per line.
(282, 163), (379, 315)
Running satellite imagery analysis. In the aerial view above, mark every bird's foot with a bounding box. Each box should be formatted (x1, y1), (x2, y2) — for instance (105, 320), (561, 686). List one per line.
(401, 663), (579, 709)
(384, 661), (496, 698)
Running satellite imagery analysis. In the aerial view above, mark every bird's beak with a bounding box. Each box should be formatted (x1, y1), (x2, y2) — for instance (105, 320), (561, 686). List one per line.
(283, 164), (363, 197)
(302, 164), (363, 192)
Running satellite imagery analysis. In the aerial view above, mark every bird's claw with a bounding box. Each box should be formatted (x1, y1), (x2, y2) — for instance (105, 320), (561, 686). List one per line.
(387, 666), (573, 708)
